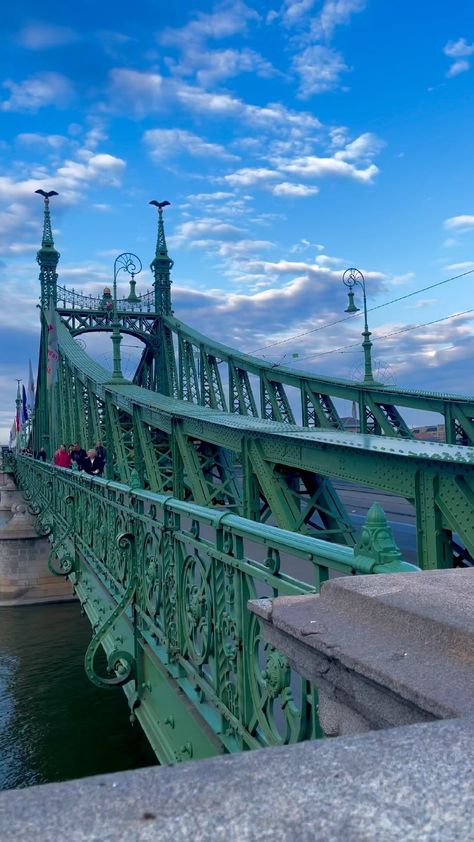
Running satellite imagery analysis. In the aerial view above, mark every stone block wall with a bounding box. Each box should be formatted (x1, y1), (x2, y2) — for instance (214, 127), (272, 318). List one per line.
(0, 472), (75, 607)
(0, 534), (74, 606)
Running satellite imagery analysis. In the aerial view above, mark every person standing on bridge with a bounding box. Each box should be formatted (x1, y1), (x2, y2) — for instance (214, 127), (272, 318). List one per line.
(95, 441), (106, 465)
(71, 442), (86, 470)
(54, 444), (72, 469)
(81, 448), (104, 476)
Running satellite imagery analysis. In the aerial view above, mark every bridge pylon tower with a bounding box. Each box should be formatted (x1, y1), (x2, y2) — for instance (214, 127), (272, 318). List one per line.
(35, 189), (60, 309)
(149, 199), (173, 316)
(34, 189), (60, 457)
(148, 200), (176, 397)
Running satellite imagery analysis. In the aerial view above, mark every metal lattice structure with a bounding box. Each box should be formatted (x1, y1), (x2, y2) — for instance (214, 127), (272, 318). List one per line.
(14, 193), (474, 762)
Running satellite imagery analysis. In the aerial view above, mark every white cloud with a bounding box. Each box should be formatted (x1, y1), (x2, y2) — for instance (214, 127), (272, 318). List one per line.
(271, 182), (319, 197)
(108, 68), (321, 133)
(445, 261), (474, 272)
(187, 192), (235, 202)
(143, 129), (238, 162)
(444, 215), (474, 231)
(281, 0), (367, 96)
(311, 0), (367, 40)
(95, 30), (135, 58)
(293, 45), (348, 96)
(314, 253), (344, 266)
(224, 167), (280, 187)
(408, 298), (437, 309)
(0, 147), (126, 259)
(17, 23), (78, 49)
(391, 272), (415, 285)
(282, 0), (317, 25)
(56, 153), (126, 189)
(444, 38), (474, 58)
(174, 85), (320, 131)
(168, 47), (277, 87)
(447, 60), (470, 78)
(278, 155), (379, 182)
(334, 132), (385, 161)
(170, 217), (245, 246)
(160, 2), (259, 47)
(158, 3), (274, 88)
(246, 258), (334, 277)
(444, 38), (474, 78)
(108, 69), (164, 116)
(1, 72), (74, 112)
(215, 239), (274, 258)
(16, 133), (70, 150)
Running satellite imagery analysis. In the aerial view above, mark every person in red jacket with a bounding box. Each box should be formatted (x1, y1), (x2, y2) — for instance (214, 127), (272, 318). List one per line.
(54, 444), (72, 469)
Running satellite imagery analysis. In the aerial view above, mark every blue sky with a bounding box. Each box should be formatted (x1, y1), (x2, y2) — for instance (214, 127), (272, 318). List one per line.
(1, 0), (474, 440)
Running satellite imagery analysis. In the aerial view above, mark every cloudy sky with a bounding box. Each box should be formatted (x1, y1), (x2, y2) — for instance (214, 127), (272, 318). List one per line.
(1, 0), (474, 440)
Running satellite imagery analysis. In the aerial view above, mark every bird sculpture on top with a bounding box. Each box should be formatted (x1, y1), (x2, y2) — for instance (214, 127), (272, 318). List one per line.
(149, 200), (170, 210)
(35, 189), (59, 199)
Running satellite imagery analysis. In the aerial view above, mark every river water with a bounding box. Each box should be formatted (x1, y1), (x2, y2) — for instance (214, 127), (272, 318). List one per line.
(0, 601), (157, 791)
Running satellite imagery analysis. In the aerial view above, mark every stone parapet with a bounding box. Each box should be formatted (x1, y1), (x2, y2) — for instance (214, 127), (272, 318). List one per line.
(249, 569), (474, 736)
(0, 716), (473, 840)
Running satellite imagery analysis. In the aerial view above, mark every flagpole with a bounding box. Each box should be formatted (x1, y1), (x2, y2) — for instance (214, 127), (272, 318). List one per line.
(27, 359), (35, 450)
(15, 380), (22, 451)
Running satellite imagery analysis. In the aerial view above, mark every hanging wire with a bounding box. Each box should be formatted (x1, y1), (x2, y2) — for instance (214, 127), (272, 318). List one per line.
(248, 267), (474, 355)
(286, 306), (474, 365)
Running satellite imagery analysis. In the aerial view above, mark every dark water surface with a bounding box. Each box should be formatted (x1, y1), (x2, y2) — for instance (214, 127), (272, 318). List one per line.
(0, 602), (157, 791)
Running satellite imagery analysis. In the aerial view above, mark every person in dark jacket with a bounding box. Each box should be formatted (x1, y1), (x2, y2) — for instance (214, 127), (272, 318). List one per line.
(95, 441), (106, 464)
(81, 448), (104, 476)
(71, 443), (87, 469)
(38, 448), (47, 462)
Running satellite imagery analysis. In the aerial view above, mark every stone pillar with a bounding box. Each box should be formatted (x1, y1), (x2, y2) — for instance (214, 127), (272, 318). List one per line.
(0, 488), (75, 607)
(249, 569), (474, 737)
(0, 471), (22, 512)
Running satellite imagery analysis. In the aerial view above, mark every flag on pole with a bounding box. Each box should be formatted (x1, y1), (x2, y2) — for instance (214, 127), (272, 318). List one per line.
(15, 401), (20, 433)
(27, 359), (35, 413)
(9, 421), (16, 448)
(46, 302), (59, 388)
(21, 385), (28, 426)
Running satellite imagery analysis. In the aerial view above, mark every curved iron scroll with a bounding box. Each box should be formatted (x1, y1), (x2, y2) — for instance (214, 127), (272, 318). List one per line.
(84, 532), (137, 689)
(47, 495), (76, 577)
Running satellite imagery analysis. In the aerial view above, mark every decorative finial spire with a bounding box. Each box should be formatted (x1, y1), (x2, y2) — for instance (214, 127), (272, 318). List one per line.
(35, 189), (59, 248)
(149, 199), (171, 257)
(35, 190), (60, 309)
(149, 200), (174, 315)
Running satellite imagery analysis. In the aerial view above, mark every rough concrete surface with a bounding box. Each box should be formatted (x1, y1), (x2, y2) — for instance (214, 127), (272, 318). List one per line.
(0, 716), (473, 841)
(251, 570), (474, 725)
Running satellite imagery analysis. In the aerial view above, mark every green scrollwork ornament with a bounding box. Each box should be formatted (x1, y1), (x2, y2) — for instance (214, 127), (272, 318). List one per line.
(84, 531), (137, 689)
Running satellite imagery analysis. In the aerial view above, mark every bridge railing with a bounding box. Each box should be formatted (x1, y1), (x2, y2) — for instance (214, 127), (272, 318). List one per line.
(14, 455), (418, 761)
(56, 285), (156, 313)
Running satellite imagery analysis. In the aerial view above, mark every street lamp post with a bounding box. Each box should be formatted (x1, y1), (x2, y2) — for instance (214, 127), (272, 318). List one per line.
(342, 267), (377, 386)
(109, 252), (142, 384)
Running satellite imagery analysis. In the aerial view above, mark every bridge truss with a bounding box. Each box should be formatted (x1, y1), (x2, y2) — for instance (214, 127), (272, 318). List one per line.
(15, 192), (474, 761)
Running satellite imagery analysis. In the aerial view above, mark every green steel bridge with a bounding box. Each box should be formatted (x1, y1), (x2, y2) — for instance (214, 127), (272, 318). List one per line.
(9, 193), (474, 763)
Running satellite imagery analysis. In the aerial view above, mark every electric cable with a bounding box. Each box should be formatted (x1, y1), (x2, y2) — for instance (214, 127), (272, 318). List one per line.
(285, 305), (474, 365)
(249, 267), (474, 355)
